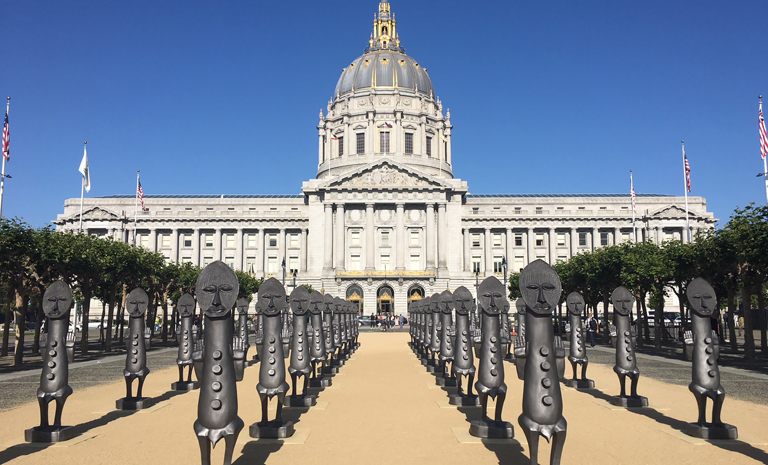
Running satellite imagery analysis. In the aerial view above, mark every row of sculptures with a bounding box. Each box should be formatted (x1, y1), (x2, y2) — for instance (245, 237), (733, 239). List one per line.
(24, 261), (362, 465)
(408, 260), (737, 465)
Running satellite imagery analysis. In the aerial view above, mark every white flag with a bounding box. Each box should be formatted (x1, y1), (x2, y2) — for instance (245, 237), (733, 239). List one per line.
(79, 146), (90, 192)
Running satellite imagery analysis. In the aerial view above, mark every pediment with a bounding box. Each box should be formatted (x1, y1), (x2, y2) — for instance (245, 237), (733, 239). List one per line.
(648, 205), (704, 219)
(78, 207), (120, 221)
(325, 160), (449, 189)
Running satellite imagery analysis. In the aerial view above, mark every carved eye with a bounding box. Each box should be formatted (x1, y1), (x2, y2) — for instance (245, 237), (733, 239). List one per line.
(702, 294), (712, 299)
(542, 284), (556, 291)
(58, 297), (68, 302)
(203, 285), (216, 293)
(482, 292), (492, 298)
(493, 292), (503, 298)
(526, 285), (539, 291)
(219, 284), (233, 292)
(129, 300), (137, 305)
(48, 297), (57, 302)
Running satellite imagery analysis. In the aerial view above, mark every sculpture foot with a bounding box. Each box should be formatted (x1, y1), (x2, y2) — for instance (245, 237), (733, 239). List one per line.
(686, 423), (738, 440)
(249, 420), (295, 439)
(609, 396), (648, 408)
(564, 379), (594, 389)
(24, 425), (75, 443)
(436, 376), (457, 387)
(448, 394), (480, 406)
(171, 381), (200, 391)
(116, 397), (153, 410)
(309, 377), (332, 388)
(469, 419), (514, 439)
(283, 394), (318, 408)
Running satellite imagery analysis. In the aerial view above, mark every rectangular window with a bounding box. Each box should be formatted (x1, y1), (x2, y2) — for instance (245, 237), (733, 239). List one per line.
(405, 133), (413, 154)
(182, 256), (192, 264)
(267, 257), (278, 273)
(535, 234), (544, 247)
(409, 254), (420, 270)
(203, 234), (214, 248)
(183, 235), (192, 248)
(245, 257), (257, 273)
(225, 257), (235, 269)
(515, 234), (523, 247)
(381, 230), (390, 247)
(514, 255), (525, 272)
(556, 233), (566, 247)
(356, 133), (365, 154)
(410, 230), (419, 247)
(161, 234), (170, 248)
(621, 232), (631, 243)
(380, 254), (390, 268)
(472, 257), (482, 274)
(203, 257), (213, 267)
(535, 207), (543, 214)
(225, 234), (235, 249)
(289, 256), (299, 274)
(338, 136), (344, 157)
(557, 255), (567, 263)
(578, 232), (587, 246)
(380, 131), (390, 153)
(492, 233), (502, 247)
(289, 234), (299, 249)
(426, 136), (432, 157)
(139, 234), (149, 248)
(471, 234), (481, 247)
(350, 254), (361, 271)
(350, 230), (361, 247)
(247, 234), (257, 248)
(493, 256), (504, 273)
(268, 234), (277, 247)
(600, 232), (609, 246)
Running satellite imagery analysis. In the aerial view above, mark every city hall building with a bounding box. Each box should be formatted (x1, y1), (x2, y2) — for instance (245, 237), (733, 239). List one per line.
(55, 1), (716, 315)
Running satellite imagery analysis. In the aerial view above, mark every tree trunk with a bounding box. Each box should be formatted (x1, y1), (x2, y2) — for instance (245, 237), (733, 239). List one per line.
(758, 285), (766, 354)
(32, 305), (44, 354)
(742, 285), (755, 360)
(2, 301), (12, 357)
(80, 289), (92, 356)
(602, 287), (611, 345)
(162, 300), (169, 343)
(105, 287), (117, 352)
(726, 287), (738, 352)
(99, 302), (106, 344)
(640, 297), (650, 343)
(13, 291), (28, 366)
(654, 299), (663, 350)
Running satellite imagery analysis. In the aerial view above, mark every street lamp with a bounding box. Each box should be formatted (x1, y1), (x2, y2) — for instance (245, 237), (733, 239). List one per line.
(281, 257), (286, 285)
(292, 269), (297, 289)
(501, 256), (508, 288)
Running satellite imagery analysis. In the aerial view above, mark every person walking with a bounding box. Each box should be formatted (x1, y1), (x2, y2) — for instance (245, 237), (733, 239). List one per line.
(587, 312), (598, 348)
(370, 313), (376, 329)
(398, 314), (404, 329)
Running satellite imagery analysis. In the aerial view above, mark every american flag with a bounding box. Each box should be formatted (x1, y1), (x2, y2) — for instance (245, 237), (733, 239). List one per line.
(631, 185), (636, 214)
(137, 178), (146, 211)
(760, 100), (768, 160)
(2, 105), (9, 161)
(683, 150), (691, 193)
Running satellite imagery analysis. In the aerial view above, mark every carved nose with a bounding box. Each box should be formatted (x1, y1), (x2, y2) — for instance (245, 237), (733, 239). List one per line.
(52, 299), (59, 312)
(700, 298), (708, 309)
(489, 294), (497, 309)
(268, 296), (275, 309)
(212, 290), (221, 308)
(537, 287), (546, 304)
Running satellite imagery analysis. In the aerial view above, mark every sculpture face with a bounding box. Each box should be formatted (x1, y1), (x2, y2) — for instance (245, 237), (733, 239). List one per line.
(334, 297), (343, 313)
(323, 294), (335, 314)
(290, 286), (310, 315)
(430, 294), (440, 313)
(611, 286), (634, 316)
(126, 288), (149, 317)
(439, 290), (454, 314)
(236, 297), (249, 316)
(422, 297), (431, 314)
(256, 278), (286, 317)
(566, 291), (585, 316)
(516, 298), (527, 315)
(42, 280), (72, 320)
(519, 259), (562, 316)
(309, 291), (324, 315)
(196, 261), (239, 318)
(453, 286), (474, 315)
(177, 293), (196, 318)
(478, 276), (506, 315)
(687, 277), (716, 317)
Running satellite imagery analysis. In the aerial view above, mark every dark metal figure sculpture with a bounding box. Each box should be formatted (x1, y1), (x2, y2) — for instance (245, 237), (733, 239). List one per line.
(332, 297), (344, 366)
(517, 260), (567, 465)
(513, 299), (527, 379)
(470, 277), (514, 439)
(427, 294), (442, 373)
(685, 278), (737, 439)
(308, 291), (331, 387)
(322, 294), (339, 375)
(436, 290), (457, 386)
(25, 281), (76, 443)
(285, 286), (317, 407)
(250, 278), (294, 438)
(233, 298), (250, 382)
(449, 286), (479, 406)
(564, 291), (594, 389)
(193, 261), (243, 465)
(501, 297), (512, 360)
(609, 286), (648, 407)
(173, 293), (199, 391)
(117, 287), (153, 410)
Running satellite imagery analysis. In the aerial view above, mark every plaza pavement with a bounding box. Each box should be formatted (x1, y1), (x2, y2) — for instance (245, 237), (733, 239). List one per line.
(0, 331), (766, 464)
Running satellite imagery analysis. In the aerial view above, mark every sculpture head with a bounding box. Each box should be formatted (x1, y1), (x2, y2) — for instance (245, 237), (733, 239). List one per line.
(687, 277), (716, 317)
(453, 286), (474, 316)
(421, 296), (431, 314)
(290, 286), (310, 316)
(478, 276), (507, 315)
(196, 261), (239, 318)
(236, 297), (249, 316)
(515, 298), (527, 315)
(126, 288), (149, 318)
(430, 294), (440, 313)
(256, 277), (286, 317)
(566, 291), (585, 316)
(309, 291), (324, 315)
(519, 259), (562, 316)
(43, 280), (72, 320)
(439, 290), (454, 314)
(177, 293), (196, 318)
(323, 294), (335, 315)
(610, 286), (634, 316)
(333, 297), (343, 314)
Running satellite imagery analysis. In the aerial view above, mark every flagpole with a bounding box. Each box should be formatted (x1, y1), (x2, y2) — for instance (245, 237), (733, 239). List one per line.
(761, 96), (768, 205)
(682, 140), (690, 242)
(0, 97), (10, 219)
(79, 141), (87, 232)
(133, 170), (139, 245)
(630, 170), (636, 242)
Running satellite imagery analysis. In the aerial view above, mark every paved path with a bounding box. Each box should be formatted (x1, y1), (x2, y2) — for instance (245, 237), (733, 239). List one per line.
(0, 332), (766, 464)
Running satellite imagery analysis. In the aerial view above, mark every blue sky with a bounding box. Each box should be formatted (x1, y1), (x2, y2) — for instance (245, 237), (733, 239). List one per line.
(1, 0), (766, 228)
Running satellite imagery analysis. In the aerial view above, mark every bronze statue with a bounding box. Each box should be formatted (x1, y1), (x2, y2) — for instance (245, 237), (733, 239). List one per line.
(308, 291), (331, 387)
(609, 286), (648, 407)
(117, 287), (153, 410)
(449, 286), (479, 406)
(233, 297), (250, 382)
(436, 290), (456, 387)
(564, 291), (594, 389)
(173, 293), (199, 391)
(285, 286), (316, 407)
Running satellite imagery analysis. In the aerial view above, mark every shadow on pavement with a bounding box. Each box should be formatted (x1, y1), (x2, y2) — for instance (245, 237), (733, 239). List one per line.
(234, 440), (283, 465)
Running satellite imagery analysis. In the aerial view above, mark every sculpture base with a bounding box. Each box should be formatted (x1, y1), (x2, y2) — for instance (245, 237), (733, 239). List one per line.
(116, 397), (153, 410)
(686, 423), (738, 440)
(249, 420), (295, 439)
(609, 396), (648, 408)
(426, 365), (444, 374)
(504, 353), (514, 361)
(309, 377), (332, 388)
(469, 420), (515, 439)
(564, 379), (594, 389)
(420, 359), (429, 366)
(171, 381), (199, 391)
(283, 395), (317, 407)
(449, 394), (480, 406)
(322, 366), (339, 375)
(436, 376), (457, 387)
(24, 426), (75, 443)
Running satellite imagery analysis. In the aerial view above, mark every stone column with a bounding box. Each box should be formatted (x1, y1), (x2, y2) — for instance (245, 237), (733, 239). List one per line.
(570, 227), (577, 258)
(655, 226), (661, 245)
(484, 228), (493, 275)
(235, 228), (244, 270)
(592, 227), (599, 251)
(395, 111), (402, 155)
(214, 228), (222, 262)
(505, 228), (513, 272)
(526, 228), (534, 264)
(548, 227), (556, 263)
(396, 203), (405, 270)
(170, 228), (178, 263)
(256, 229), (265, 275)
(365, 203), (375, 270)
(343, 115), (350, 157)
(192, 228), (201, 267)
(437, 203), (447, 271)
(324, 204), (333, 270)
(463, 228), (470, 272)
(300, 228), (308, 271)
(420, 116), (427, 156)
(279, 228), (286, 271)
(148, 229), (157, 252)
(446, 130), (452, 165)
(614, 227), (621, 245)
(318, 125), (325, 165)
(425, 204), (435, 270)
(367, 112), (374, 155)
(438, 128), (445, 163)
(336, 204), (345, 269)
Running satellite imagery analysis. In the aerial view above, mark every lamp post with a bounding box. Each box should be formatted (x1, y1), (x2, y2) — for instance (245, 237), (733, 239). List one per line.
(292, 269), (297, 289)
(281, 257), (286, 285)
(502, 256), (508, 288)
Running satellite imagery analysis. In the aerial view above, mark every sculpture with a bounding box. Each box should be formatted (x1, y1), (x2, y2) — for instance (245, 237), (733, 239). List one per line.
(117, 287), (153, 410)
(193, 261), (244, 465)
(449, 286), (479, 406)
(233, 297), (250, 382)
(609, 286), (648, 407)
(470, 277), (514, 439)
(172, 293), (199, 391)
(285, 286), (317, 407)
(322, 294), (339, 375)
(427, 294), (442, 373)
(25, 280), (76, 443)
(514, 299), (527, 379)
(564, 291), (594, 389)
(250, 278), (294, 438)
(308, 291), (331, 387)
(436, 290), (456, 387)
(517, 260), (567, 465)
(685, 278), (737, 439)
(332, 297), (344, 366)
